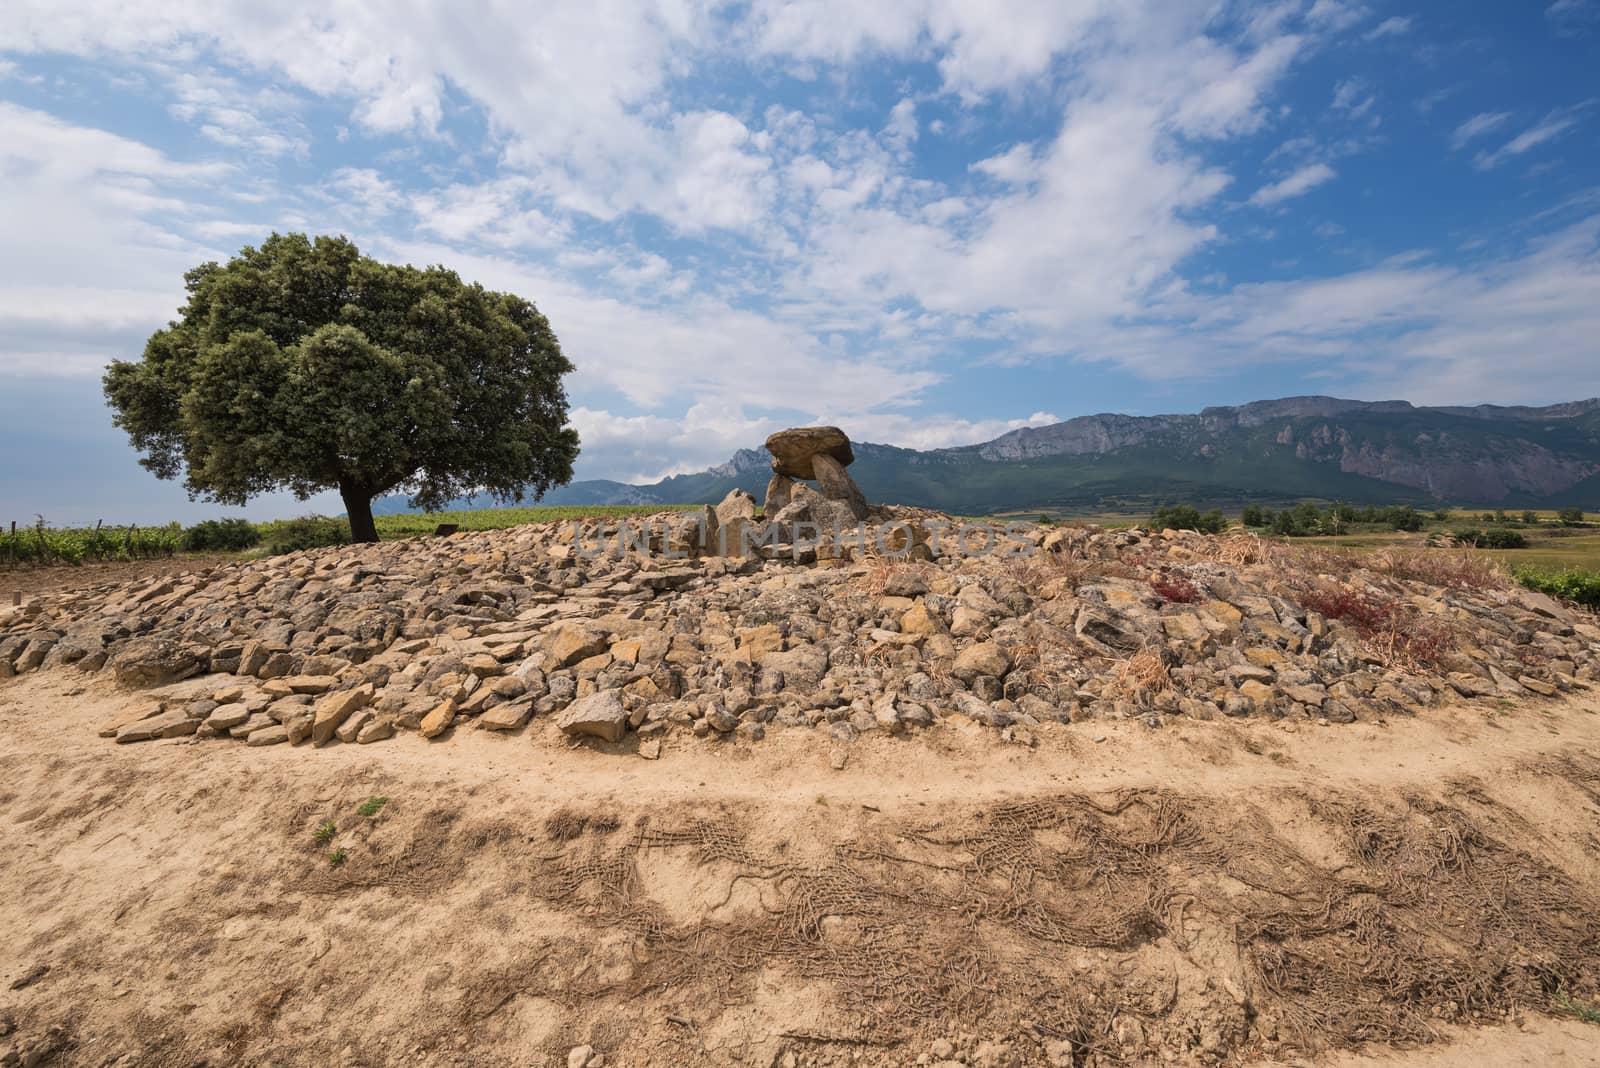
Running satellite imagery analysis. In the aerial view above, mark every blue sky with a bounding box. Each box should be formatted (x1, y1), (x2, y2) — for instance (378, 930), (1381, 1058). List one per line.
(1, 0), (1598, 523)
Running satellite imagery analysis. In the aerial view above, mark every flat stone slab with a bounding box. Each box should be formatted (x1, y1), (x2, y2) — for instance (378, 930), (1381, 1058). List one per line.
(766, 426), (854, 479)
(557, 690), (627, 743)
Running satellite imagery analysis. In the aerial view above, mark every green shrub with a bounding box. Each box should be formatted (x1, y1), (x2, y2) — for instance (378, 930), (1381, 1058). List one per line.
(1240, 504), (1264, 527)
(260, 516), (350, 555)
(1456, 528), (1529, 549)
(1557, 507), (1586, 527)
(1150, 504), (1227, 534)
(1516, 567), (1600, 610)
(1384, 506), (1425, 532)
(1481, 529), (1528, 549)
(181, 518), (262, 552)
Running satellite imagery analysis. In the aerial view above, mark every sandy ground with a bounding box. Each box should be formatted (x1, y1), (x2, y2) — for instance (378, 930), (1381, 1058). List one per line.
(3, 668), (1600, 1067)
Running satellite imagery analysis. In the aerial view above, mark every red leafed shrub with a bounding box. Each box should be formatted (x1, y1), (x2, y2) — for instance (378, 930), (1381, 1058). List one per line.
(1150, 572), (1201, 604)
(1301, 585), (1394, 631)
(1301, 584), (1457, 668)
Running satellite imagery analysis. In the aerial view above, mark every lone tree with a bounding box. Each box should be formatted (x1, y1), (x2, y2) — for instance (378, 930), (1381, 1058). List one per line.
(104, 233), (580, 542)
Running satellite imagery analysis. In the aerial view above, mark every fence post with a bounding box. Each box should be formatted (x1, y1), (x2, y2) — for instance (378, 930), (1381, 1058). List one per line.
(7, 521), (13, 565)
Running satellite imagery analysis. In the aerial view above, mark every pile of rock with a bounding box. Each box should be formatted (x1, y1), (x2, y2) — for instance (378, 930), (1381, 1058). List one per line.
(2, 429), (1597, 754)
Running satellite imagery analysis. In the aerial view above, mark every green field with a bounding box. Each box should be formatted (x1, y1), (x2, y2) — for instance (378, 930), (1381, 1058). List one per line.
(373, 503), (699, 539)
(1013, 506), (1600, 574)
(1, 505), (702, 569)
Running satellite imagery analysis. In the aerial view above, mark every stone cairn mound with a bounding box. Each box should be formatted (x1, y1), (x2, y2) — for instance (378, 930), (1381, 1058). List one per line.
(3, 427), (1598, 752)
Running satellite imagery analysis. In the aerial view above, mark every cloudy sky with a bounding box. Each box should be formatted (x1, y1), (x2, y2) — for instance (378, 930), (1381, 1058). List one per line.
(1, 0), (1598, 523)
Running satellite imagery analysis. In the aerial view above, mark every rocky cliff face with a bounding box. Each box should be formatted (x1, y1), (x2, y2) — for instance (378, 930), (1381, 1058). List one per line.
(707, 448), (770, 478)
(976, 413), (1189, 461)
(966, 396), (1600, 501)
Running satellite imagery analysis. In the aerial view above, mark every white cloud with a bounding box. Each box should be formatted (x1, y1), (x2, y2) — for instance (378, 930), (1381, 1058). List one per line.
(0, 103), (236, 379)
(884, 97), (918, 149)
(971, 143), (1040, 185)
(1130, 216), (1600, 403)
(1451, 111), (1511, 150)
(1547, 0), (1597, 35)
(167, 70), (308, 156)
(1331, 77), (1376, 120)
(407, 178), (569, 248)
(1249, 163), (1336, 206)
(1475, 109), (1585, 169)
(1306, 0), (1370, 32)
(746, 0), (1112, 98)
(322, 167), (406, 219)
(378, 240), (941, 415)
(1364, 15), (1413, 39)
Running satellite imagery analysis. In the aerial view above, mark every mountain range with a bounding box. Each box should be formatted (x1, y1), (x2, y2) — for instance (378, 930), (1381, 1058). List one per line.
(375, 396), (1600, 517)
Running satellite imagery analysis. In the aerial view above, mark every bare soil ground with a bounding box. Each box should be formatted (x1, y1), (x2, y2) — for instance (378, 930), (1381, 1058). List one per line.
(0, 557), (237, 601)
(3, 671), (1600, 1067)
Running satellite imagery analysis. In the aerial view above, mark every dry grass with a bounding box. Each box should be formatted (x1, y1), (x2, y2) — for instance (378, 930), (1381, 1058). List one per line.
(856, 558), (935, 597)
(1110, 646), (1172, 696)
(1364, 547), (1509, 591)
(1263, 540), (1363, 578)
(1204, 530), (1267, 567)
(998, 549), (1093, 591)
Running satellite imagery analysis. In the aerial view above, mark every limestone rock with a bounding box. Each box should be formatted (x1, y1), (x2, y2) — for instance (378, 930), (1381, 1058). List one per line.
(558, 690), (628, 743)
(204, 703), (252, 731)
(246, 724), (289, 746)
(357, 718), (395, 744)
(810, 453), (869, 520)
(115, 708), (200, 743)
(714, 488), (758, 527)
(420, 698), (458, 739)
(111, 637), (202, 689)
(954, 642), (1010, 680)
(765, 426), (854, 479)
(311, 685), (374, 746)
(764, 473), (796, 516)
(478, 698), (532, 731)
(336, 710), (374, 743)
(548, 623), (607, 667)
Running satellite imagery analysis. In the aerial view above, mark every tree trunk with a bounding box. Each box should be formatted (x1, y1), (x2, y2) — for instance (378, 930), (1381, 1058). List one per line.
(339, 478), (379, 543)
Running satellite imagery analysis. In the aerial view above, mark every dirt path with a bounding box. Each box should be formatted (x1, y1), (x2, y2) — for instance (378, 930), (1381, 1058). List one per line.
(3, 671), (1600, 1067)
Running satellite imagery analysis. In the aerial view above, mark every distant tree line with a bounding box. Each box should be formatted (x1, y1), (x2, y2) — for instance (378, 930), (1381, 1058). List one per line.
(1149, 501), (1589, 541)
(1238, 502), (1426, 536)
(1150, 504), (1229, 534)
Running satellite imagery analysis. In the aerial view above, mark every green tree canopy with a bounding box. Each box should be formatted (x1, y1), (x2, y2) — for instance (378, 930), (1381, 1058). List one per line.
(104, 233), (580, 541)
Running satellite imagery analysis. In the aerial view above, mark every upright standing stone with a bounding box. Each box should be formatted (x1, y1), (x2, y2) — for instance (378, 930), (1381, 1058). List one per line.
(764, 474), (796, 516)
(715, 489), (758, 526)
(810, 453), (869, 520)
